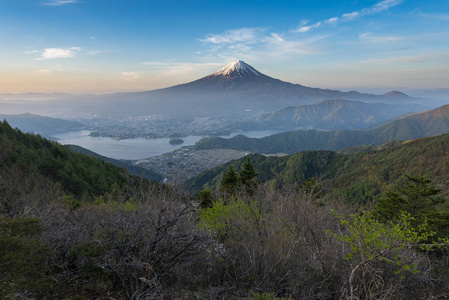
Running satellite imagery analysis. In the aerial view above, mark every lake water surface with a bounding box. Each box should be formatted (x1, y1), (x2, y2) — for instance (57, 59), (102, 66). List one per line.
(51, 129), (288, 160)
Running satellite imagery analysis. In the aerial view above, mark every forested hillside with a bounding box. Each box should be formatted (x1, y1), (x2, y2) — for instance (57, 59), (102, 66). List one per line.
(0, 120), (151, 200)
(187, 133), (449, 202)
(194, 104), (449, 154)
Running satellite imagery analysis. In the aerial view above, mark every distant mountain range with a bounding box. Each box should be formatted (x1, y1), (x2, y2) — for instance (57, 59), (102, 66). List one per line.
(193, 104), (449, 154)
(67, 60), (426, 119)
(230, 99), (427, 131)
(0, 61), (439, 120)
(0, 113), (84, 135)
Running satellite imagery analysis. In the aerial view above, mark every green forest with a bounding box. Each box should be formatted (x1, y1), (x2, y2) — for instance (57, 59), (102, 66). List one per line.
(1, 120), (449, 299)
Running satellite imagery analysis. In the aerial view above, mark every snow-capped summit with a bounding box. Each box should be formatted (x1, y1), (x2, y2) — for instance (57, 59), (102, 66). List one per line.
(211, 60), (263, 78)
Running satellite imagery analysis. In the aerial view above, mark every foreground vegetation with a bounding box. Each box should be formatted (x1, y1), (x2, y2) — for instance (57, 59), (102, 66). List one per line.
(2, 120), (449, 299)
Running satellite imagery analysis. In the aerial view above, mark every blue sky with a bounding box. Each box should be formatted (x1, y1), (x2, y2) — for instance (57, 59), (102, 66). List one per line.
(1, 0), (448, 94)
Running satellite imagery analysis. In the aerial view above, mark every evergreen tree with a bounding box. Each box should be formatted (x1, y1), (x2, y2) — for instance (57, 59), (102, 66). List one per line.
(373, 174), (447, 236)
(240, 156), (258, 185)
(198, 189), (214, 209)
(221, 165), (239, 194)
(239, 156), (258, 195)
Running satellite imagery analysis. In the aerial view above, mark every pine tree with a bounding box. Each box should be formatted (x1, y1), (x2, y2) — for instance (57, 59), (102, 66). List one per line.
(239, 156), (258, 195)
(373, 174), (447, 237)
(221, 165), (239, 194)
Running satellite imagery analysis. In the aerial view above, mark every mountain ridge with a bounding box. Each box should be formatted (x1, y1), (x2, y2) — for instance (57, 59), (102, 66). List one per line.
(87, 60), (421, 118)
(193, 104), (449, 154)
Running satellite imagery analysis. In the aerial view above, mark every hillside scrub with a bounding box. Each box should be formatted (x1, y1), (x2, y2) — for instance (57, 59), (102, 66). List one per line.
(2, 172), (449, 298)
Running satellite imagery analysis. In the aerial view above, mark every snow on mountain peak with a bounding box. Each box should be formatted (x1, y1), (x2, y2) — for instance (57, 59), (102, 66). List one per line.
(211, 60), (262, 78)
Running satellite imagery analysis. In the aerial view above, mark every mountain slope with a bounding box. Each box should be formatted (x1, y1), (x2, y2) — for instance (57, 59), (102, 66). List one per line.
(186, 133), (449, 202)
(0, 113), (84, 135)
(369, 105), (449, 142)
(0, 120), (151, 200)
(246, 100), (425, 130)
(193, 104), (449, 154)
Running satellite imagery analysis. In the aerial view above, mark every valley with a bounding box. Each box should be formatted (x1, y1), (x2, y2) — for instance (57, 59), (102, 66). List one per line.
(136, 146), (250, 184)
(3, 61), (449, 186)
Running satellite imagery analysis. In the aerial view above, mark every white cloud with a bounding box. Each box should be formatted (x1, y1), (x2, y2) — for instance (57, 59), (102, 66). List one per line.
(295, 21), (322, 33)
(359, 32), (403, 42)
(38, 47), (78, 59)
(199, 25), (326, 64)
(141, 61), (224, 77)
(342, 11), (360, 20)
(343, 0), (403, 20)
(24, 50), (39, 54)
(264, 33), (326, 56)
(199, 27), (264, 44)
(43, 0), (79, 6)
(326, 17), (339, 24)
(268, 33), (284, 42)
(293, 0), (403, 34)
(121, 72), (141, 80)
(367, 0), (404, 14)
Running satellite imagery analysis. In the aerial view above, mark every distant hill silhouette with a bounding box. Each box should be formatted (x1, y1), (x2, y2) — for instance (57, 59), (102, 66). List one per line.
(230, 99), (426, 131)
(193, 104), (449, 154)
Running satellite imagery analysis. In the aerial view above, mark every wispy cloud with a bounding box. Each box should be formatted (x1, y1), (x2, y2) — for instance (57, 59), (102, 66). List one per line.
(24, 50), (39, 54)
(367, 0), (404, 14)
(37, 47), (80, 59)
(295, 21), (322, 33)
(142, 61), (222, 77)
(342, 0), (403, 20)
(419, 13), (449, 21)
(198, 0), (404, 63)
(121, 72), (141, 80)
(296, 0), (403, 33)
(264, 33), (324, 55)
(326, 17), (339, 24)
(199, 26), (326, 63)
(199, 28), (264, 44)
(359, 32), (404, 43)
(342, 11), (360, 20)
(43, 0), (79, 6)
(358, 52), (449, 66)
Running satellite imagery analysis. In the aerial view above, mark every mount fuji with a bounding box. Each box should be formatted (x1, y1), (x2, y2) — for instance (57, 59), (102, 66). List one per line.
(79, 60), (417, 118)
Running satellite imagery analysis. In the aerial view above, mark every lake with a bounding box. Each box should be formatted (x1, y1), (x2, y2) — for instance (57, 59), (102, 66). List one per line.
(51, 129), (288, 160)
